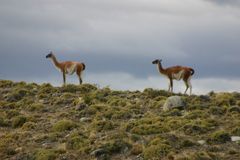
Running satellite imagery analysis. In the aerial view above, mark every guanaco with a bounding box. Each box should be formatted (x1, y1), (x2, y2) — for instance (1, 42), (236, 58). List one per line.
(46, 51), (85, 85)
(152, 59), (194, 95)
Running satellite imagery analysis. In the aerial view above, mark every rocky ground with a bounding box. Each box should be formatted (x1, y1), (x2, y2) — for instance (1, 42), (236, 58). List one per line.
(0, 80), (240, 160)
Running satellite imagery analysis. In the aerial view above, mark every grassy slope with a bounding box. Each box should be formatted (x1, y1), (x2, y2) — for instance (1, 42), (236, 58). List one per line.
(0, 80), (240, 160)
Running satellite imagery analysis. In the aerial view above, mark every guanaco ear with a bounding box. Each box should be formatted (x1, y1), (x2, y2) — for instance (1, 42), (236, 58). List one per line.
(152, 59), (158, 64)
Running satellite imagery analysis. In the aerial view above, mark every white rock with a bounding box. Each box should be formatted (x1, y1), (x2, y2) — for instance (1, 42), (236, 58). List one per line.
(39, 99), (44, 103)
(231, 136), (240, 142)
(42, 143), (52, 149)
(15, 147), (23, 152)
(163, 96), (185, 111)
(197, 140), (206, 145)
(80, 117), (91, 122)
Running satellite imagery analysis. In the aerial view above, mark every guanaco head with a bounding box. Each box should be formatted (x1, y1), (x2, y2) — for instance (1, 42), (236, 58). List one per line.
(46, 51), (53, 59)
(152, 59), (162, 64)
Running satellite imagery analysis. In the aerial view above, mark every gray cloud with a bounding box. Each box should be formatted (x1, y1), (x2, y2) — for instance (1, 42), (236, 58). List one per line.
(0, 0), (240, 91)
(205, 0), (240, 7)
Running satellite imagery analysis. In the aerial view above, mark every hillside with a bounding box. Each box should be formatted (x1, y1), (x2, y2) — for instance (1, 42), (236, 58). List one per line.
(0, 80), (240, 160)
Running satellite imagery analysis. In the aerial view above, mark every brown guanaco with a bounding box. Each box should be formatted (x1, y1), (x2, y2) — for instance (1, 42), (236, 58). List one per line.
(152, 59), (194, 95)
(46, 51), (85, 85)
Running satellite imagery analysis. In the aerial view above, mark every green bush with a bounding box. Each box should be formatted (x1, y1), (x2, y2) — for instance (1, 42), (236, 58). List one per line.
(126, 117), (169, 135)
(232, 127), (240, 136)
(0, 117), (8, 127)
(208, 130), (231, 144)
(5, 110), (20, 119)
(209, 106), (226, 115)
(107, 97), (127, 106)
(180, 139), (197, 148)
(190, 151), (213, 160)
(101, 139), (131, 155)
(7, 89), (29, 102)
(52, 120), (77, 132)
(27, 103), (45, 111)
(34, 149), (56, 160)
(131, 144), (143, 155)
(66, 135), (90, 152)
(12, 115), (27, 128)
(143, 144), (171, 159)
(143, 88), (170, 98)
(21, 122), (37, 130)
(214, 93), (235, 106)
(0, 80), (14, 88)
(182, 124), (207, 135)
(228, 106), (240, 113)
(184, 110), (208, 119)
(162, 109), (182, 117)
(38, 83), (58, 96)
(92, 119), (114, 132)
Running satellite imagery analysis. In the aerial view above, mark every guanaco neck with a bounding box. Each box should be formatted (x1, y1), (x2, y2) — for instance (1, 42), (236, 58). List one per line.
(50, 55), (61, 68)
(157, 61), (166, 74)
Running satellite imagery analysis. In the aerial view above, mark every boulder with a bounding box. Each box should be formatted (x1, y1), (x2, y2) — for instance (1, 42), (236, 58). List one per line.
(231, 136), (240, 142)
(163, 96), (185, 111)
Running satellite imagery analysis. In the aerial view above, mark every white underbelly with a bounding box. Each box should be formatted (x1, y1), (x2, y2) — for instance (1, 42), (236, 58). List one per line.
(172, 70), (184, 80)
(66, 64), (77, 75)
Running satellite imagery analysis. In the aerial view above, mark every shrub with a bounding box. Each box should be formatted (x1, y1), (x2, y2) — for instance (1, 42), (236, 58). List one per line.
(7, 89), (29, 102)
(66, 135), (89, 151)
(12, 115), (27, 128)
(130, 134), (141, 142)
(232, 127), (240, 136)
(209, 106), (226, 115)
(78, 83), (98, 93)
(107, 97), (127, 106)
(21, 122), (37, 130)
(162, 109), (182, 117)
(0, 101), (17, 110)
(52, 120), (77, 132)
(82, 94), (93, 105)
(143, 144), (171, 159)
(131, 124), (169, 135)
(92, 119), (114, 132)
(5, 110), (20, 119)
(190, 151), (213, 160)
(127, 118), (170, 135)
(187, 104), (209, 111)
(208, 130), (231, 144)
(131, 144), (143, 155)
(0, 80), (14, 88)
(184, 110), (208, 119)
(182, 124), (207, 135)
(34, 149), (56, 160)
(38, 83), (58, 96)
(101, 139), (131, 155)
(27, 103), (45, 111)
(166, 119), (188, 130)
(228, 106), (240, 113)
(180, 139), (197, 148)
(111, 109), (132, 119)
(0, 117), (8, 127)
(214, 93), (235, 106)
(60, 84), (80, 93)
(143, 88), (170, 98)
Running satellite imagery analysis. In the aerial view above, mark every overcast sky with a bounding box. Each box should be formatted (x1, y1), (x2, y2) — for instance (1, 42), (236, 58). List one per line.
(0, 0), (240, 94)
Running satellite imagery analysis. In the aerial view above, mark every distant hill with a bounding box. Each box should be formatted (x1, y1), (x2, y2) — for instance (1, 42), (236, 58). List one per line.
(0, 80), (240, 160)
